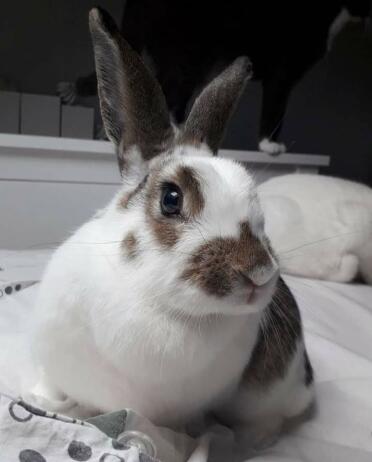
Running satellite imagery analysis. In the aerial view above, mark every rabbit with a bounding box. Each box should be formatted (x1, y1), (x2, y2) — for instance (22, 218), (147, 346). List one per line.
(258, 173), (372, 284)
(27, 7), (314, 448)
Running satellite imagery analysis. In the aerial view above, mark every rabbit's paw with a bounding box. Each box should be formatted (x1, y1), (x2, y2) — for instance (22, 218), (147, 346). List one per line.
(23, 380), (76, 414)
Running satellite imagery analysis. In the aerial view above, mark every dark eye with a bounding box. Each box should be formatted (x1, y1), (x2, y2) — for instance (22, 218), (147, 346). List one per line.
(161, 183), (183, 216)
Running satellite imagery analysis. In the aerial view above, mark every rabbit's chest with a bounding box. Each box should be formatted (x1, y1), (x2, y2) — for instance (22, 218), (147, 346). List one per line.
(118, 316), (260, 424)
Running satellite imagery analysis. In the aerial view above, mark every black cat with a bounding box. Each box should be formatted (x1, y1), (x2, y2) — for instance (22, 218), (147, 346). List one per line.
(60, 0), (369, 154)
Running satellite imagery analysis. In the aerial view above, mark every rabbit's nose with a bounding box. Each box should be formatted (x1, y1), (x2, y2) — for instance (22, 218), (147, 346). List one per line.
(238, 264), (279, 303)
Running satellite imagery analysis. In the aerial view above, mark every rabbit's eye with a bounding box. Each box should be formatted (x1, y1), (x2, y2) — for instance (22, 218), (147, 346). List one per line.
(161, 183), (183, 216)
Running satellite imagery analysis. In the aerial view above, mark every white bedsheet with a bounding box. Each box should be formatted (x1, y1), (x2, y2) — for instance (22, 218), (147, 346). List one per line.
(0, 249), (371, 461)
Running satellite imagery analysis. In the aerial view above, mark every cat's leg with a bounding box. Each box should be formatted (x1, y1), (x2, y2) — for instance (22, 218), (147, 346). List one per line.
(258, 40), (325, 156)
(258, 74), (294, 155)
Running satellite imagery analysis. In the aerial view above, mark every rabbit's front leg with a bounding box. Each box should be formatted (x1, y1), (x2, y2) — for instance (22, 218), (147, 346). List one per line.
(219, 278), (315, 449)
(236, 372), (314, 449)
(223, 343), (314, 450)
(23, 369), (79, 416)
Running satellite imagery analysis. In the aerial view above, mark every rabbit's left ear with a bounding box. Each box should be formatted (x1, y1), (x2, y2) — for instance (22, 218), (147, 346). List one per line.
(180, 57), (252, 154)
(89, 8), (173, 173)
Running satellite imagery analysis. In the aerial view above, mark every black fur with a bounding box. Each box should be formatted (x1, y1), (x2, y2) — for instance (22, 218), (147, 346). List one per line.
(78, 1), (369, 149)
(244, 277), (304, 387)
(180, 57), (252, 153)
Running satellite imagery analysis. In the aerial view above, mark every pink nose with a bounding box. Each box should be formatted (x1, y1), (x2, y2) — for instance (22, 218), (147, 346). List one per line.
(238, 268), (278, 304)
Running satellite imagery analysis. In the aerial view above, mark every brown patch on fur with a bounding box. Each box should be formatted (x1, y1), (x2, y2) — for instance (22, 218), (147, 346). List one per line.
(122, 232), (139, 259)
(149, 218), (180, 248)
(144, 171), (181, 248)
(90, 8), (174, 172)
(243, 277), (304, 387)
(182, 221), (271, 297)
(178, 135), (202, 151)
(118, 175), (148, 209)
(143, 165), (204, 248)
(174, 166), (204, 217)
(118, 190), (135, 209)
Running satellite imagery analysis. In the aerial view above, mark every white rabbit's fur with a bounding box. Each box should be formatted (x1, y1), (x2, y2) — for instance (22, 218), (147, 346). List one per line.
(30, 147), (313, 437)
(31, 151), (274, 422)
(259, 174), (372, 283)
(27, 8), (314, 445)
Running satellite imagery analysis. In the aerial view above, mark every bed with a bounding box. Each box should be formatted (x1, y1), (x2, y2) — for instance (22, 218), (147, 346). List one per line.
(1, 247), (371, 462)
(2, 137), (371, 460)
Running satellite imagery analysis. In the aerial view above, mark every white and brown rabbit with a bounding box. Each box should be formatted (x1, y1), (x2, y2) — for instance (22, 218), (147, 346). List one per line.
(28, 8), (314, 447)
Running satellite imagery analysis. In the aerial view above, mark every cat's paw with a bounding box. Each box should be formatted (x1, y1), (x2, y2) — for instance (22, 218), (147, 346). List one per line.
(258, 138), (286, 156)
(57, 81), (77, 105)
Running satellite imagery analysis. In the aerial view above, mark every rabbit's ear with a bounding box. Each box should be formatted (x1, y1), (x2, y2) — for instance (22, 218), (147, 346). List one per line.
(89, 8), (173, 173)
(180, 57), (252, 154)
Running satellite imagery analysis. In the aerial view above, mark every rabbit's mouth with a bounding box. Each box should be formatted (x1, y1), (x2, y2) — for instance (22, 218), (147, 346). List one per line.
(235, 268), (279, 304)
(228, 274), (278, 312)
(246, 283), (256, 304)
(181, 221), (279, 305)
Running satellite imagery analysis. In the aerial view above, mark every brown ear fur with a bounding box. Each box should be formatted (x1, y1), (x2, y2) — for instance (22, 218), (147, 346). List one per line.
(180, 57), (252, 153)
(89, 7), (173, 172)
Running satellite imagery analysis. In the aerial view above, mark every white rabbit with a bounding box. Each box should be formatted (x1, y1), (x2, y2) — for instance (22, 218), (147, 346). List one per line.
(28, 8), (314, 447)
(259, 173), (372, 283)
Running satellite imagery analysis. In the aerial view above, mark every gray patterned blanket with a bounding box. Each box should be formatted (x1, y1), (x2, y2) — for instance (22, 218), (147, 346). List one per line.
(0, 393), (207, 462)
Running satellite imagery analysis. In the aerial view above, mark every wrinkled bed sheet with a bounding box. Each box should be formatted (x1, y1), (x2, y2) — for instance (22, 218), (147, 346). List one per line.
(0, 249), (372, 462)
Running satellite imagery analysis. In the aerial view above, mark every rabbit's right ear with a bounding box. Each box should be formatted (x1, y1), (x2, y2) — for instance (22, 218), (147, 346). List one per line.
(180, 57), (252, 154)
(89, 8), (173, 174)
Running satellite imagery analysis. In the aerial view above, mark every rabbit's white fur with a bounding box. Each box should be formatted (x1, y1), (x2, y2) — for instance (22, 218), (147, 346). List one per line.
(26, 8), (314, 445)
(31, 150), (278, 424)
(259, 174), (372, 283)
(29, 148), (314, 441)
